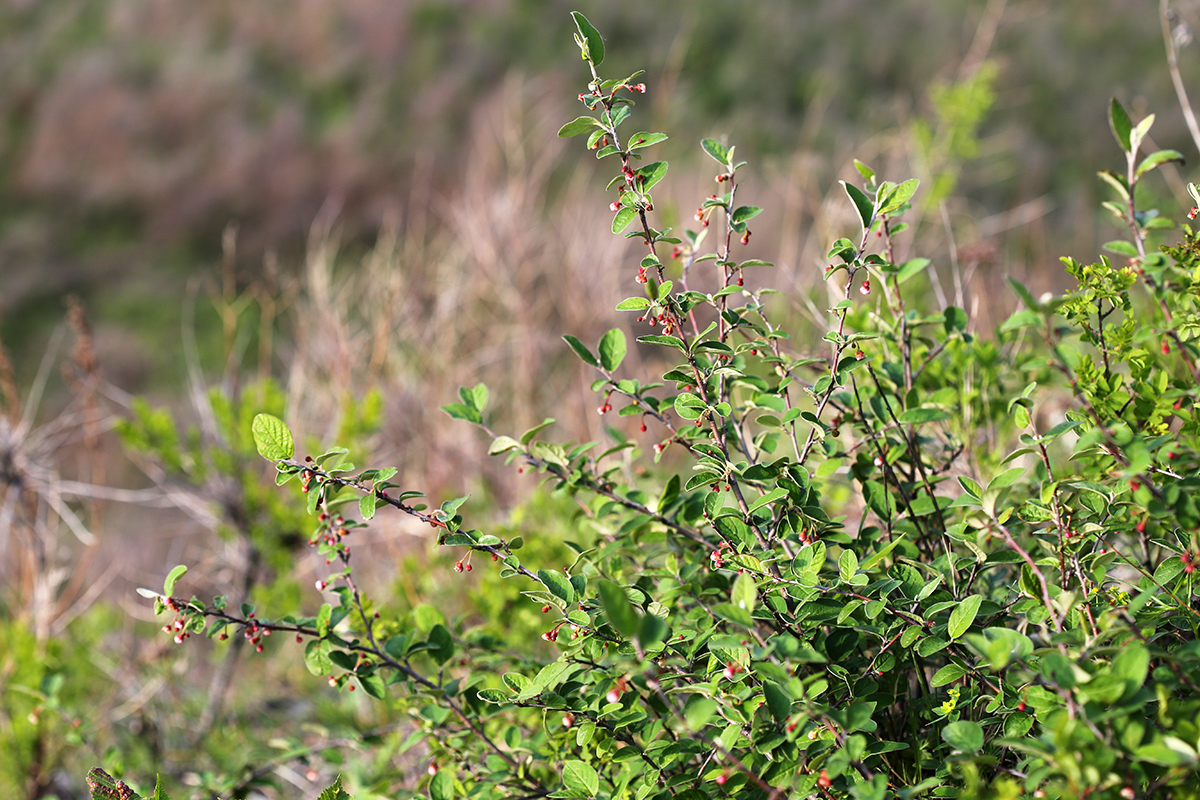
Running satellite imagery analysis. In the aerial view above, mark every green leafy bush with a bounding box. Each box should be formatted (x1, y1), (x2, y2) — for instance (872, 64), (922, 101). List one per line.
(114, 13), (1200, 799)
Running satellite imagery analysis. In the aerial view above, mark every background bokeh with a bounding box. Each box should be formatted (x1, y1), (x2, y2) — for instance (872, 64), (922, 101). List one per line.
(2, 0), (1200, 796)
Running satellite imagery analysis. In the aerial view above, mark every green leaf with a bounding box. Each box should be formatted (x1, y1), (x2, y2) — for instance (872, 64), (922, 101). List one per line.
(942, 720), (984, 753)
(879, 178), (919, 213)
(251, 413), (294, 461)
(930, 663), (968, 687)
(599, 328), (626, 372)
(149, 775), (170, 800)
(558, 116), (601, 138)
(359, 492), (377, 521)
(958, 476), (982, 498)
(163, 565), (187, 596)
(488, 435), (521, 455)
(304, 640), (334, 675)
(636, 334), (687, 351)
(616, 296), (651, 310)
(1112, 642), (1149, 689)
(747, 487), (787, 514)
(702, 138), (730, 165)
(441, 403), (482, 424)
(841, 180), (875, 233)
(313, 777), (351, 800)
(1098, 169), (1131, 201)
(897, 408), (949, 424)
(944, 305), (968, 334)
(685, 697), (717, 730)
(763, 681), (791, 722)
(948, 594), (983, 639)
(1103, 240), (1139, 257)
(859, 534), (906, 573)
(674, 393), (707, 420)
(520, 418), (555, 445)
(732, 206), (763, 224)
(1007, 277), (1040, 310)
(1131, 113), (1155, 153)
(429, 770), (454, 800)
(839, 549), (859, 581)
(637, 161), (669, 192)
(427, 624), (455, 664)
(987, 467), (1026, 491)
(731, 571), (757, 612)
(1110, 98), (1133, 153)
(612, 206), (637, 233)
(598, 580), (639, 637)
(538, 569), (575, 605)
(477, 687), (508, 704)
(562, 760), (600, 798)
(629, 131), (668, 150)
(563, 335), (600, 367)
(1136, 149), (1184, 178)
(896, 257), (931, 284)
(853, 159), (876, 184)
(570, 11), (604, 65)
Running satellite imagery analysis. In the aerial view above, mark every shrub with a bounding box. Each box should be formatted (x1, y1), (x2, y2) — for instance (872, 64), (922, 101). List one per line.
(114, 13), (1200, 800)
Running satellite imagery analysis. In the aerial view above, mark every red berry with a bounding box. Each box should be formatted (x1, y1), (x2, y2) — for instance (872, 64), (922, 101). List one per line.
(1163, 340), (1171, 355)
(715, 774), (727, 786)
(1136, 520), (1147, 534)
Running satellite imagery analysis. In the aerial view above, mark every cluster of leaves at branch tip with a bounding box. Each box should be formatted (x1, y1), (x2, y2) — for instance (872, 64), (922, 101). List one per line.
(112, 10), (1200, 800)
(86, 769), (350, 800)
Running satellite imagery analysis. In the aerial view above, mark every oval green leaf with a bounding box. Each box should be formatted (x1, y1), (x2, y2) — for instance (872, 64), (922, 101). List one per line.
(252, 413), (294, 461)
(948, 594), (983, 640)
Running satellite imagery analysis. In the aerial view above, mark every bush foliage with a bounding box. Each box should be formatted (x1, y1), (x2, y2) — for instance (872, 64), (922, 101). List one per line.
(108, 13), (1200, 800)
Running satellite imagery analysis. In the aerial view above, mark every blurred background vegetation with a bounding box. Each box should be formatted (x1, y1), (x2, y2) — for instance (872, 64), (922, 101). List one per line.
(2, 0), (1200, 797)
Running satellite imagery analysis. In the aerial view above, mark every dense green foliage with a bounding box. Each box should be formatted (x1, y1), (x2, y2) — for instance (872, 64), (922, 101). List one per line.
(106, 13), (1200, 800)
